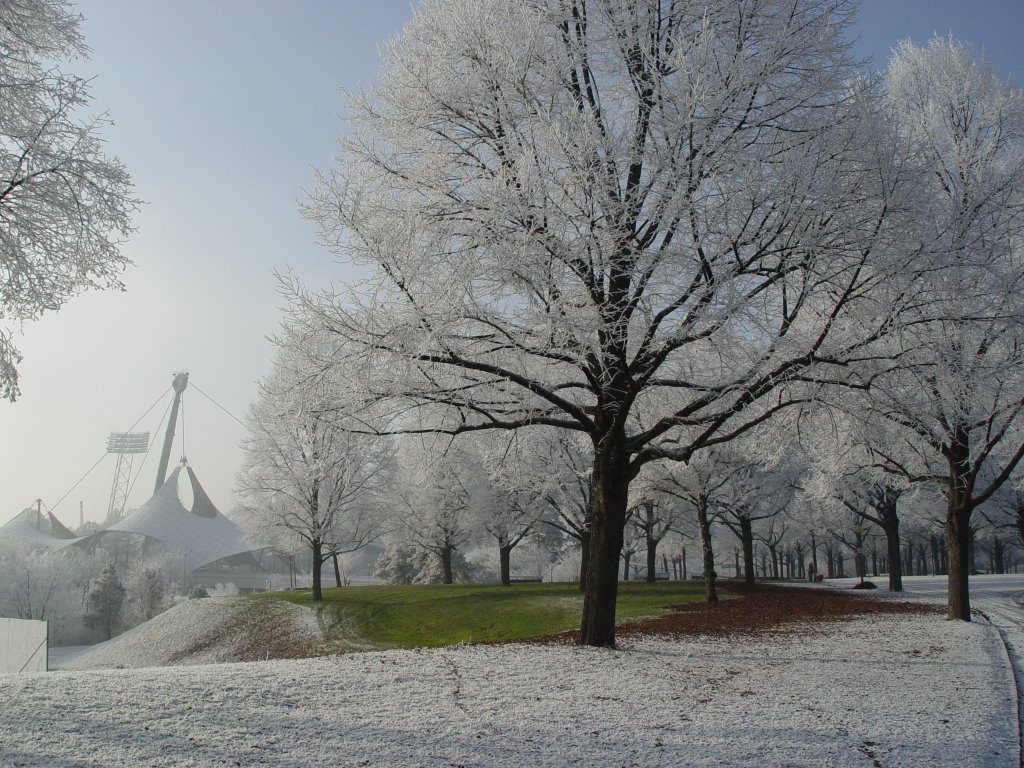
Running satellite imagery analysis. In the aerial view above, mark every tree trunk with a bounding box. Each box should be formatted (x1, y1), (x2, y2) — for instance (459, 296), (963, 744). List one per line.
(441, 543), (454, 585)
(622, 552), (632, 581)
(946, 428), (973, 621)
(578, 531), (591, 592)
(884, 520), (903, 592)
(499, 542), (512, 587)
(697, 498), (717, 602)
(311, 538), (323, 602)
(646, 537), (657, 583)
(333, 553), (343, 587)
(579, 442), (629, 648)
(740, 515), (755, 587)
(947, 506), (972, 620)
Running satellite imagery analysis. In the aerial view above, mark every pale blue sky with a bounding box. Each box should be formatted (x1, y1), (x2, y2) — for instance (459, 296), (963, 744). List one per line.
(2, 1), (1022, 526)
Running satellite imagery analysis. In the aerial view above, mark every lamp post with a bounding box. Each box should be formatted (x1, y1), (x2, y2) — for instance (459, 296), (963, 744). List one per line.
(810, 530), (819, 578)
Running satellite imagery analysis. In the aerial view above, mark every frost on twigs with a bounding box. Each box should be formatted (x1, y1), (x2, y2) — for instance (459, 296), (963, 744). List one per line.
(0, 0), (139, 400)
(297, 0), (965, 645)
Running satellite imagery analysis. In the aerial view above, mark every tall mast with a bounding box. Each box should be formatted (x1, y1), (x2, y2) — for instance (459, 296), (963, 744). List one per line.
(154, 371), (189, 493)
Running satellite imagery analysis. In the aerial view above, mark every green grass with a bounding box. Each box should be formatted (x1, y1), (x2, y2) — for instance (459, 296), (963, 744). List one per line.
(255, 581), (705, 650)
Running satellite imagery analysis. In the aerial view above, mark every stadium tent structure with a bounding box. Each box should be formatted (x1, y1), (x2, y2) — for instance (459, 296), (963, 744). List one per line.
(0, 506), (83, 551)
(100, 461), (272, 591)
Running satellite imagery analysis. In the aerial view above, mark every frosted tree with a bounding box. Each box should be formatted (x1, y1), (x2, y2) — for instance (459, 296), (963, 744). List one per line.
(236, 327), (393, 601)
(300, 0), (922, 646)
(124, 555), (176, 623)
(373, 542), (420, 585)
(0, 539), (64, 621)
(867, 38), (1024, 619)
(388, 436), (482, 585)
(533, 431), (593, 590)
(0, 540), (109, 642)
(619, 515), (643, 581)
(650, 449), (745, 600)
(979, 487), (1024, 562)
(793, 405), (912, 590)
(716, 464), (794, 585)
(83, 562), (125, 640)
(476, 430), (573, 585)
(482, 487), (544, 586)
(0, 0), (138, 399)
(626, 491), (678, 584)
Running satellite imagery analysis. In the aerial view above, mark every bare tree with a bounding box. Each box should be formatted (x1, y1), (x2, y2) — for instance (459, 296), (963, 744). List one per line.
(650, 451), (744, 601)
(300, 0), (922, 646)
(236, 330), (393, 601)
(535, 432), (593, 591)
(474, 431), (562, 585)
(482, 488), (544, 586)
(0, 0), (139, 399)
(717, 467), (793, 587)
(628, 495), (676, 583)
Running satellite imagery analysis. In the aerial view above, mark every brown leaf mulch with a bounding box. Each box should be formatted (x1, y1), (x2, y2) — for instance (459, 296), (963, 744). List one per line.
(531, 582), (945, 645)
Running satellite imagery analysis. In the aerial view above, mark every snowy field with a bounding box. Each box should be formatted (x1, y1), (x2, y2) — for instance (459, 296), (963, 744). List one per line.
(2, 581), (1021, 767)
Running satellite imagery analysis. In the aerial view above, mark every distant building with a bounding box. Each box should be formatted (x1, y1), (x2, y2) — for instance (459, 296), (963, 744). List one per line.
(0, 505), (82, 551)
(97, 461), (273, 592)
(1, 461), (274, 593)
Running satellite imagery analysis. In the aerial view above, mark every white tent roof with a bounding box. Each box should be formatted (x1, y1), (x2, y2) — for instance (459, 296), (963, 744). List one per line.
(104, 463), (263, 572)
(0, 507), (83, 550)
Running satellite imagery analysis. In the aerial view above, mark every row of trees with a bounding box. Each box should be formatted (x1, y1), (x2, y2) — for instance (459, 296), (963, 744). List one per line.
(235, 393), (1024, 597)
(236, 0), (1024, 648)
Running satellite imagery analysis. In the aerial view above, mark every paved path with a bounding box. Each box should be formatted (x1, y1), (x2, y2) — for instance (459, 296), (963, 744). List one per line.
(838, 574), (1024, 767)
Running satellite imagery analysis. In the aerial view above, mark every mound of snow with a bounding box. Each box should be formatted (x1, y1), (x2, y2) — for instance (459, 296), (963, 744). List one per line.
(61, 597), (323, 670)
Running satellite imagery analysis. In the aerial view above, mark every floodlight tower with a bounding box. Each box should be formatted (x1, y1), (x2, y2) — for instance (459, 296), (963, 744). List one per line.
(106, 431), (150, 523)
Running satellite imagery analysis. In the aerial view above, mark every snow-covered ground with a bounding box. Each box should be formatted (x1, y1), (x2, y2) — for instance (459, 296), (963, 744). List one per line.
(2, 580), (1021, 767)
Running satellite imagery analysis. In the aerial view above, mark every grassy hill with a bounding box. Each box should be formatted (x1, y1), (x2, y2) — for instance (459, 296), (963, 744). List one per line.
(259, 580), (708, 651)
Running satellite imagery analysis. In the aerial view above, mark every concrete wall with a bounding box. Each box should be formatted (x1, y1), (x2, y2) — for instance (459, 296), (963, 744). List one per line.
(0, 617), (48, 673)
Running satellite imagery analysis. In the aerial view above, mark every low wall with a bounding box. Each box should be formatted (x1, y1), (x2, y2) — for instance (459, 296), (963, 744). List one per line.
(0, 617), (48, 673)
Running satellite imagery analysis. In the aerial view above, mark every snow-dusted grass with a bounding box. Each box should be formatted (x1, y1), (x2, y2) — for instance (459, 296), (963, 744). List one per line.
(2, 610), (1015, 767)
